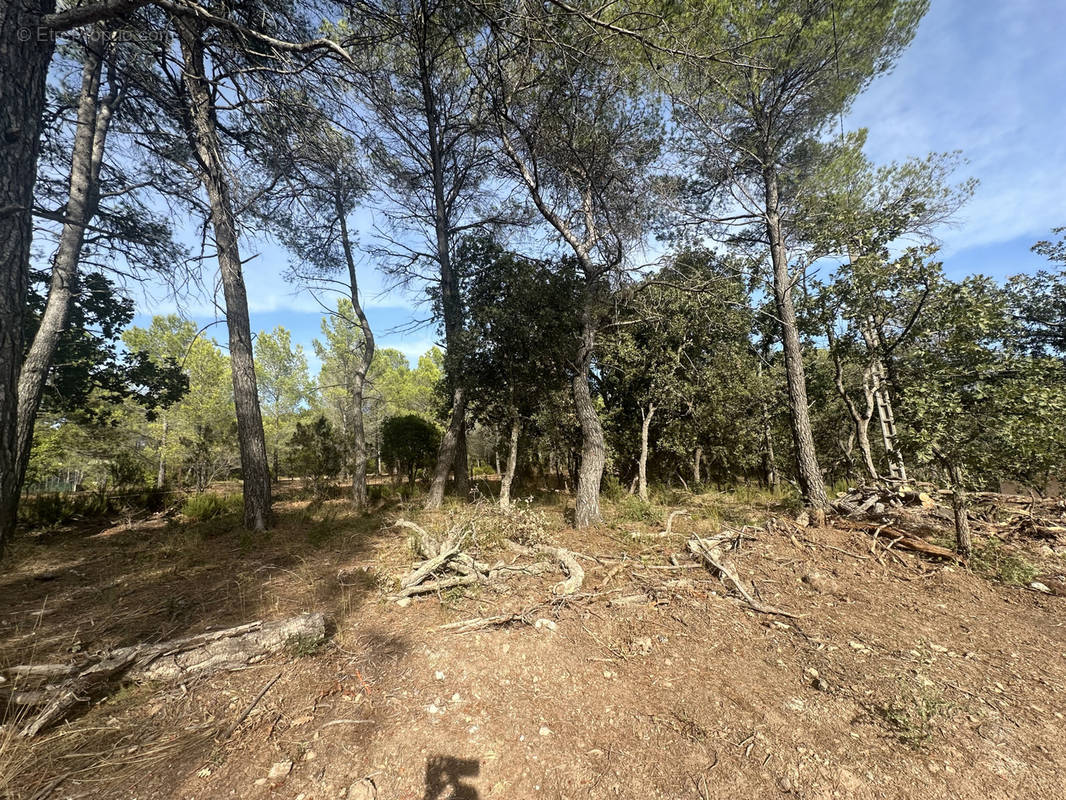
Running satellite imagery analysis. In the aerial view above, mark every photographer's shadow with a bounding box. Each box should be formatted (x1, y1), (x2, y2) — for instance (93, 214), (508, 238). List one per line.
(423, 755), (480, 799)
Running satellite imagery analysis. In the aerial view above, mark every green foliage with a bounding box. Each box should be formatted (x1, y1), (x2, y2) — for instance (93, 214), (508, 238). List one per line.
(969, 537), (1039, 586)
(255, 325), (310, 476)
(18, 492), (114, 527)
(180, 492), (243, 522)
(290, 416), (344, 497)
(381, 415), (441, 484)
(26, 271), (188, 422)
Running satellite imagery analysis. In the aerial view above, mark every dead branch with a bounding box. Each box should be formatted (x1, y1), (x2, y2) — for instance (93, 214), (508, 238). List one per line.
(4, 613), (325, 737)
(687, 537), (799, 618)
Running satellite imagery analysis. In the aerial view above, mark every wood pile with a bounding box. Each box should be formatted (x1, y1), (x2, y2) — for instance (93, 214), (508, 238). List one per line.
(392, 519), (586, 599)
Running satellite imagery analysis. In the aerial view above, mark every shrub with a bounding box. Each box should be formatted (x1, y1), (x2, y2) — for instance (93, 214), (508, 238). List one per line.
(600, 473), (624, 501)
(381, 415), (440, 484)
(290, 416), (344, 498)
(18, 491), (114, 528)
(181, 492), (242, 522)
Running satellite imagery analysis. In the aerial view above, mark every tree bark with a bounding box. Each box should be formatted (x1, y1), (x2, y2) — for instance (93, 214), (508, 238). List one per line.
(638, 402), (655, 502)
(338, 203), (374, 509)
(573, 309), (605, 527)
(863, 321), (907, 481)
(0, 0), (58, 555)
(948, 462), (972, 559)
(762, 164), (828, 514)
(827, 328), (879, 483)
(499, 416), (520, 510)
(178, 21), (271, 531)
(454, 419), (470, 498)
(419, 13), (466, 510)
(156, 415), (168, 489)
(693, 445), (703, 485)
(15, 29), (113, 498)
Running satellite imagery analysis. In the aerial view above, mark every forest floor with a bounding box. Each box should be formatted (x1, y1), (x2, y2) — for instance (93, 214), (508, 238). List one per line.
(2, 482), (1066, 800)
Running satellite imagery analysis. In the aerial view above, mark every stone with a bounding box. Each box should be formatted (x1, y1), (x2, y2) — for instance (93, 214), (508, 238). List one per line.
(268, 761), (293, 781)
(395, 597), (412, 607)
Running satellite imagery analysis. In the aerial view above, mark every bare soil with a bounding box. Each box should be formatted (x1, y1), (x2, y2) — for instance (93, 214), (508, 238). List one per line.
(2, 486), (1065, 800)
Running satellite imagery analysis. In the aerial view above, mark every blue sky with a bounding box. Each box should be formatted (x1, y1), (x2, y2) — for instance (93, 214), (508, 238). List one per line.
(131, 0), (1066, 374)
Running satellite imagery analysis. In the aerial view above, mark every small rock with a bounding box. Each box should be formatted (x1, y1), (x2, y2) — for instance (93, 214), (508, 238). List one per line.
(434, 670), (445, 680)
(451, 693), (462, 703)
(534, 618), (557, 632)
(778, 776), (793, 792)
(427, 704), (440, 715)
(347, 778), (377, 800)
(396, 597), (412, 607)
(268, 760), (293, 781)
(1030, 581), (1052, 594)
(801, 572), (833, 593)
(813, 678), (830, 692)
(539, 726), (553, 736)
(795, 511), (810, 528)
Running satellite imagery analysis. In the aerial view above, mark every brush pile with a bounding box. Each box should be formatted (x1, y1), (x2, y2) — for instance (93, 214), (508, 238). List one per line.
(392, 518), (586, 600)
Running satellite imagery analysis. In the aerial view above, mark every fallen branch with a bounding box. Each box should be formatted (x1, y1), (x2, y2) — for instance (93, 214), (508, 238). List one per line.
(687, 537), (798, 618)
(221, 670), (283, 740)
(835, 520), (959, 560)
(4, 613), (326, 736)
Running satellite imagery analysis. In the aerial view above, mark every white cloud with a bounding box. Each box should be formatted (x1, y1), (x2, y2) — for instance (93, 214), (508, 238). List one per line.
(847, 0), (1066, 255)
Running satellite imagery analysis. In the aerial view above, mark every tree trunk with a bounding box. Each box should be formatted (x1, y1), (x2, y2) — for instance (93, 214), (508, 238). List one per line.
(499, 417), (520, 510)
(827, 330), (879, 484)
(425, 386), (466, 508)
(693, 445), (703, 485)
(638, 402), (656, 502)
(419, 28), (466, 511)
(573, 310), (605, 527)
(156, 415), (168, 489)
(178, 22), (271, 532)
(948, 462), (972, 559)
(16, 30), (113, 501)
(0, 0), (58, 555)
(762, 164), (828, 514)
(454, 419), (470, 499)
(338, 204), (374, 510)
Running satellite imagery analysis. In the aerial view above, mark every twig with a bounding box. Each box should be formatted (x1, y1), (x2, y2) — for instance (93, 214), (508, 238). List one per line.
(221, 670), (282, 740)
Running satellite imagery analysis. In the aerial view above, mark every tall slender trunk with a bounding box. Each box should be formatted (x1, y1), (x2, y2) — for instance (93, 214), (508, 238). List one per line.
(419, 11), (466, 509)
(638, 402), (655, 502)
(827, 328), (879, 483)
(16, 29), (113, 495)
(338, 205), (374, 510)
(762, 164), (828, 513)
(693, 445), (703, 485)
(156, 415), (168, 489)
(499, 416), (520, 510)
(573, 307), (605, 527)
(178, 22), (271, 531)
(0, 0), (58, 554)
(863, 321), (907, 481)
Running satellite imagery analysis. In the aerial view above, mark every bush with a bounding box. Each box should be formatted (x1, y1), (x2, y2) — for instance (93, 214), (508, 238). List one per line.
(180, 492), (243, 522)
(600, 473), (625, 501)
(381, 415), (441, 484)
(616, 494), (658, 523)
(290, 416), (344, 498)
(18, 491), (114, 528)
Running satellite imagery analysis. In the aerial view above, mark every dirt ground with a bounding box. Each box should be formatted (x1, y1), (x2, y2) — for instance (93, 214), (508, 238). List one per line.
(2, 485), (1065, 800)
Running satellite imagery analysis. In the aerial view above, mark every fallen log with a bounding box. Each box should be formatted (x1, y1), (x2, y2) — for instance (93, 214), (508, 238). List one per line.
(835, 519), (959, 560)
(3, 612), (326, 737)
